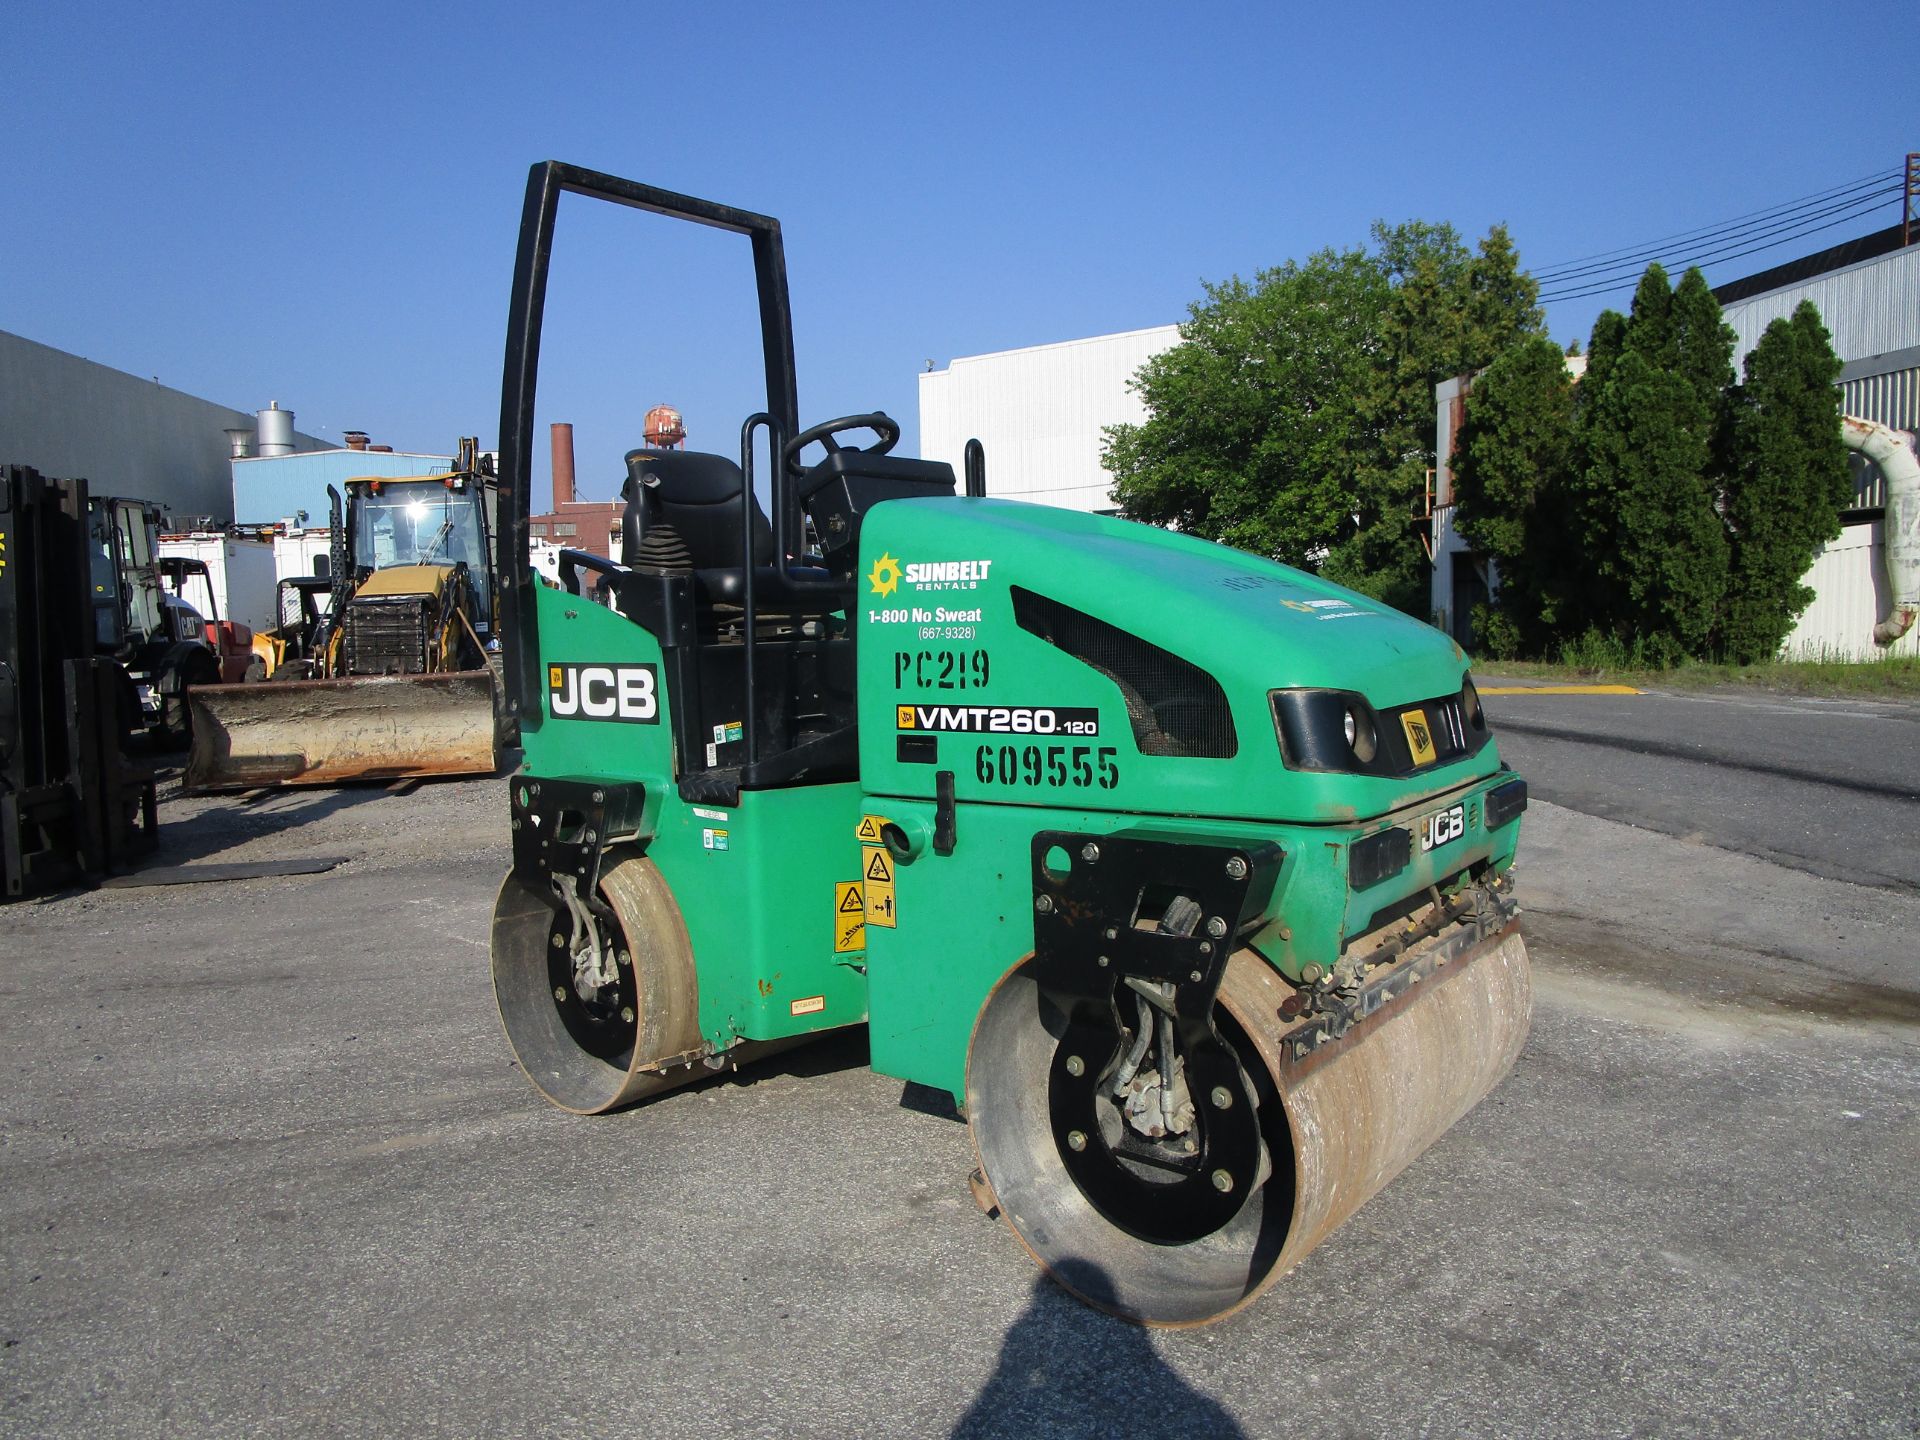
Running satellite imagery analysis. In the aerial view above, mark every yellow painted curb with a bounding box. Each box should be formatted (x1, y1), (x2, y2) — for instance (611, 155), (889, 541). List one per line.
(1478, 684), (1642, 696)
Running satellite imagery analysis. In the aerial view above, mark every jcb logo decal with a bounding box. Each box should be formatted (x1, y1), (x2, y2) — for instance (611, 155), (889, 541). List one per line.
(548, 663), (659, 723)
(1400, 710), (1436, 766)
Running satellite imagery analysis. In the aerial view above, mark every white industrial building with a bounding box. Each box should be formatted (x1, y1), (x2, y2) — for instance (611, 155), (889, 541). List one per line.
(1429, 229), (1920, 660)
(918, 325), (1180, 511)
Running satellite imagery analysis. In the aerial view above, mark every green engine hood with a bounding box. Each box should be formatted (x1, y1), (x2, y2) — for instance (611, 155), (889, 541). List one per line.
(856, 498), (1496, 824)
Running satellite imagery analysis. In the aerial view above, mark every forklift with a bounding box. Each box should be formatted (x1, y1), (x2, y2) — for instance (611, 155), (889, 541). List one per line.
(1, 466), (158, 898)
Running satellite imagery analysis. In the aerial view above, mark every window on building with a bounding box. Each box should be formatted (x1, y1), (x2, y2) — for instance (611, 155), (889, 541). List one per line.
(554, 523), (577, 537)
(530, 523), (548, 537)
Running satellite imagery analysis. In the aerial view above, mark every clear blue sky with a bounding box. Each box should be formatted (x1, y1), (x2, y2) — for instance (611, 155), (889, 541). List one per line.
(5, 1), (1912, 508)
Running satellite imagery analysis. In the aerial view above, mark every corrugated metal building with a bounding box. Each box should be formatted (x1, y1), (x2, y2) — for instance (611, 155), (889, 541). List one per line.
(0, 329), (324, 523)
(918, 325), (1181, 511)
(1719, 237), (1918, 660)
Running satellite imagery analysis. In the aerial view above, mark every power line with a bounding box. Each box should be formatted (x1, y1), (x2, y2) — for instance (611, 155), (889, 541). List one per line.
(1538, 182), (1901, 298)
(1532, 166), (1897, 277)
(1538, 189), (1901, 302)
(1538, 179), (1900, 287)
(1533, 171), (1898, 283)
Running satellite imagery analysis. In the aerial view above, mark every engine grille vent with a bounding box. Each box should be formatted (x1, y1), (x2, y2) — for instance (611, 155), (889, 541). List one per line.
(345, 598), (429, 675)
(1011, 587), (1236, 758)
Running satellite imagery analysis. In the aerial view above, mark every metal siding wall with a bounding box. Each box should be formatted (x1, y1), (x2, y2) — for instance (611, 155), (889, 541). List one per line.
(0, 329), (323, 524)
(1838, 369), (1919, 512)
(1722, 248), (1919, 515)
(1781, 520), (1919, 661)
(918, 326), (1183, 511)
(1721, 245), (1920, 366)
(230, 451), (453, 526)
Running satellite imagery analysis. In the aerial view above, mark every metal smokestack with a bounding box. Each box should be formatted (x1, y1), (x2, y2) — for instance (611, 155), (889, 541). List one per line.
(550, 422), (577, 509)
(256, 401), (295, 457)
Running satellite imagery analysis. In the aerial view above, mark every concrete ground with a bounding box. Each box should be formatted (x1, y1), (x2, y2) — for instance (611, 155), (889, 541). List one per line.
(1, 777), (1916, 1438)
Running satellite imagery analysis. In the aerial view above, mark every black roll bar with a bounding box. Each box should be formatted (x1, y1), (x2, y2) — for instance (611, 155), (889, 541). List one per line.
(495, 162), (800, 734)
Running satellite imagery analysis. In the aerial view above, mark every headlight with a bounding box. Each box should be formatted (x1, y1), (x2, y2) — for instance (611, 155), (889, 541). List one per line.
(1271, 689), (1385, 773)
(1344, 701), (1378, 762)
(1274, 685), (1489, 775)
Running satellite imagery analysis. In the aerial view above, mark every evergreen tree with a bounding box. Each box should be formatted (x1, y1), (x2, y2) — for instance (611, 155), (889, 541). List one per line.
(1573, 265), (1730, 660)
(1324, 222), (1543, 611)
(1583, 347), (1728, 661)
(1671, 267), (1737, 421)
(1583, 309), (1627, 396)
(1564, 308), (1631, 636)
(1721, 302), (1850, 662)
(1623, 263), (1675, 364)
(1450, 334), (1578, 656)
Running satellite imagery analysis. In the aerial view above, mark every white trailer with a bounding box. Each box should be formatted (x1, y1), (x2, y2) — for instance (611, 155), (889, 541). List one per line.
(156, 533), (278, 632)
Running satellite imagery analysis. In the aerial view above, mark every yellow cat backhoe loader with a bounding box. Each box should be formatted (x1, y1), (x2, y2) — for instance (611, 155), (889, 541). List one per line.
(184, 440), (501, 789)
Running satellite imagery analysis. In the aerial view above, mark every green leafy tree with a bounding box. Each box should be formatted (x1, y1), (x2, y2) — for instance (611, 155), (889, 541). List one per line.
(1102, 250), (1385, 568)
(1720, 301), (1850, 662)
(1449, 335), (1578, 656)
(1105, 222), (1542, 614)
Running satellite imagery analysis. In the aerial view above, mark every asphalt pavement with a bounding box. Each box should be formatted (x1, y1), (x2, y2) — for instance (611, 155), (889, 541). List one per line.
(1, 759), (1916, 1438)
(1485, 683), (1920, 893)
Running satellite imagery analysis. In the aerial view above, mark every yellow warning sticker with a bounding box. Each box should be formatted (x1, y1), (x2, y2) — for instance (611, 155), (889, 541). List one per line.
(1400, 709), (1437, 767)
(855, 814), (887, 843)
(790, 995), (826, 1016)
(862, 845), (897, 928)
(834, 882), (866, 953)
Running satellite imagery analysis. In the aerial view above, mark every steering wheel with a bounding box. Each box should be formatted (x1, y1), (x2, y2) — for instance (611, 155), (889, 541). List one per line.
(782, 412), (900, 476)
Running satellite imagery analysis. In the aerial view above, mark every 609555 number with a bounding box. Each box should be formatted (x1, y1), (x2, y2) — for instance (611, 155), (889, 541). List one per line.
(974, 743), (1119, 790)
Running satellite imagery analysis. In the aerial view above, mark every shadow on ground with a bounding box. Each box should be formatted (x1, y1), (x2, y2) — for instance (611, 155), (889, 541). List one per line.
(951, 1261), (1245, 1438)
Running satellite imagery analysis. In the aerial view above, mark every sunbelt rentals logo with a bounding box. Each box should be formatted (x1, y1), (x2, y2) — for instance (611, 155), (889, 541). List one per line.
(868, 553), (992, 597)
(868, 552), (902, 597)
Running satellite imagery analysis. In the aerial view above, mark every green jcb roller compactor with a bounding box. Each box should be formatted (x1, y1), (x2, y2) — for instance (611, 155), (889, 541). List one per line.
(490, 164), (1532, 1326)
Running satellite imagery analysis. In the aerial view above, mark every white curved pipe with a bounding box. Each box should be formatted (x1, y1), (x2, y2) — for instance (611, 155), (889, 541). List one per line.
(1840, 415), (1920, 645)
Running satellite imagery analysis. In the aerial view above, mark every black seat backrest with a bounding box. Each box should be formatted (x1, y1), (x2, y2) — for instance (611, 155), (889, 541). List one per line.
(625, 448), (773, 571)
(798, 451), (956, 570)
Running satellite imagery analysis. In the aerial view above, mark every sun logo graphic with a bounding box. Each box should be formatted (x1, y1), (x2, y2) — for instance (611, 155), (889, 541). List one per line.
(867, 552), (902, 597)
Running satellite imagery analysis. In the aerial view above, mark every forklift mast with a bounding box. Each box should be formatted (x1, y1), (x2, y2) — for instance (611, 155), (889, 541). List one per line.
(0, 465), (158, 898)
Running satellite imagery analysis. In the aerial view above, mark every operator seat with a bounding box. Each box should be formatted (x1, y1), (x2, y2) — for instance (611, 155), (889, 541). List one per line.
(622, 448), (831, 608)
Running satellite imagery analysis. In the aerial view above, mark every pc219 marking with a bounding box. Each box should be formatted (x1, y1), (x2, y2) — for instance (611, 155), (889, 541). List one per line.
(894, 649), (991, 690)
(547, 663), (659, 723)
(974, 743), (1119, 790)
(1418, 803), (1465, 852)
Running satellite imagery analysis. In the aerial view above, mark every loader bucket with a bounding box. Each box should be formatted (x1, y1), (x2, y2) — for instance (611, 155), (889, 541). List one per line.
(184, 669), (498, 791)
